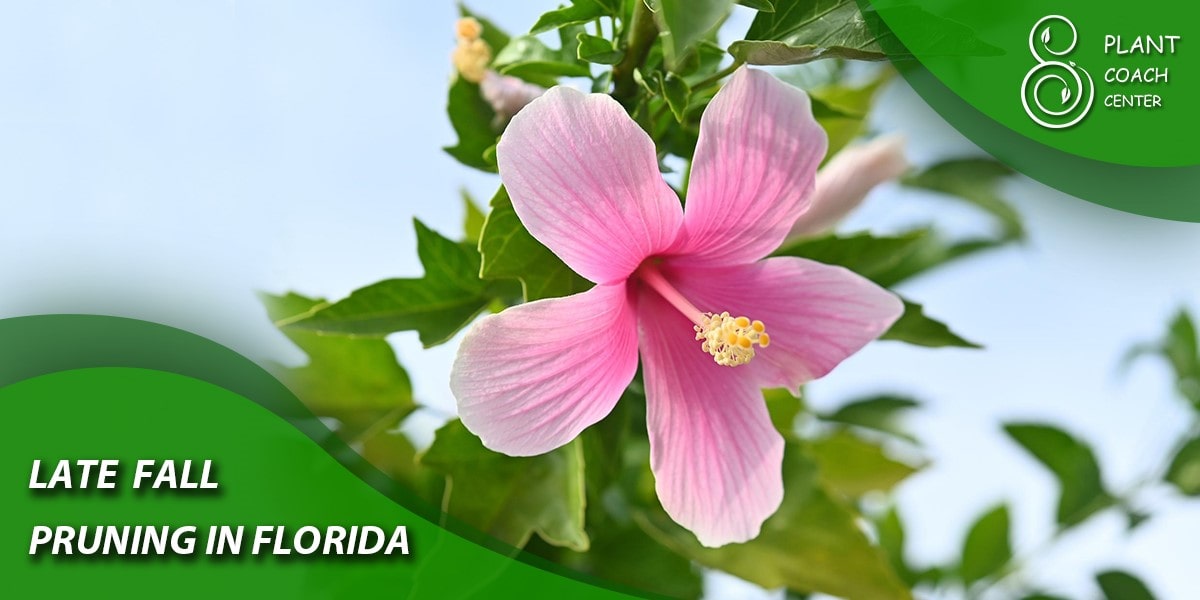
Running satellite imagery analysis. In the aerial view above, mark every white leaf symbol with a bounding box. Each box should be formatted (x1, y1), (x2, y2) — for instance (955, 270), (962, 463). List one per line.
(1062, 87), (1071, 104)
(1041, 28), (1051, 44)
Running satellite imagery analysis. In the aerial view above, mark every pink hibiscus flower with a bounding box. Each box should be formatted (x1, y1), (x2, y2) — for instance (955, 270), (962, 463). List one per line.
(450, 68), (903, 547)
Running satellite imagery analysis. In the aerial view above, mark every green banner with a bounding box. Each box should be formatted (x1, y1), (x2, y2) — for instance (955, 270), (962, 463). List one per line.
(0, 315), (637, 599)
(866, 0), (1200, 220)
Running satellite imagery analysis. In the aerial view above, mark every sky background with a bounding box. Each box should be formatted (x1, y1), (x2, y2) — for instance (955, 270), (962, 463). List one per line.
(2, 1), (1199, 598)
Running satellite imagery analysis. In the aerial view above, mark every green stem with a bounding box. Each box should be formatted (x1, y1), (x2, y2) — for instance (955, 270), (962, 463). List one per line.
(693, 59), (744, 91)
(611, 0), (658, 108)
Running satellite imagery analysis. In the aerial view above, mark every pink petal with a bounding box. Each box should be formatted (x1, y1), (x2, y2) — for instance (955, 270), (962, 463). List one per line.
(496, 86), (684, 284)
(665, 257), (903, 389)
(637, 286), (785, 547)
(673, 68), (828, 267)
(451, 283), (638, 456)
(788, 133), (909, 238)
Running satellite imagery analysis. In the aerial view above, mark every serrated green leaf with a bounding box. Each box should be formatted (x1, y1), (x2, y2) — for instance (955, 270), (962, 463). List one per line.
(882, 299), (981, 349)
(577, 32), (624, 65)
(822, 395), (919, 440)
(959, 504), (1011, 586)
(1097, 570), (1156, 600)
(903, 158), (1022, 241)
(810, 430), (921, 497)
(736, 0), (775, 12)
(638, 444), (911, 600)
(531, 1), (609, 34)
(493, 34), (591, 81)
(422, 420), (589, 551)
(1165, 435), (1200, 496)
(462, 189), (486, 243)
(263, 292), (415, 419)
(478, 186), (592, 301)
(444, 76), (499, 172)
(1003, 423), (1113, 527)
(728, 1), (1002, 66)
(651, 0), (735, 71)
(283, 220), (497, 347)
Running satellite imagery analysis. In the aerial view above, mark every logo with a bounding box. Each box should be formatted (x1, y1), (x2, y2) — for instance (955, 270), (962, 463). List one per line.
(1021, 15), (1095, 129)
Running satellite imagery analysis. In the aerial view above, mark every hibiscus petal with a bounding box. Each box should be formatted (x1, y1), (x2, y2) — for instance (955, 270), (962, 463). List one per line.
(788, 133), (909, 238)
(497, 86), (684, 284)
(451, 283), (638, 456)
(667, 257), (903, 389)
(674, 67), (828, 266)
(637, 287), (785, 547)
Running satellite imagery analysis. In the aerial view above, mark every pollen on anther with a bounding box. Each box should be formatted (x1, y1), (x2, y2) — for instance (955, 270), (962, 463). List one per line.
(692, 311), (772, 367)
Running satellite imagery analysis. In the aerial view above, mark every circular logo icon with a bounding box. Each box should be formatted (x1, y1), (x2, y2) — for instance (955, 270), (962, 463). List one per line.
(1021, 15), (1095, 129)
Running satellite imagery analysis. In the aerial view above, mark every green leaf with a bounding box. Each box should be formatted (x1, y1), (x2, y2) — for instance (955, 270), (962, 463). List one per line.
(638, 444), (912, 600)
(478, 186), (592, 301)
(736, 0), (775, 11)
(903, 158), (1022, 241)
(1124, 310), (1200, 408)
(822, 395), (919, 441)
(882, 299), (981, 349)
(1165, 435), (1200, 496)
(1003, 423), (1113, 527)
(444, 76), (499, 172)
(422, 420), (590, 551)
(774, 230), (933, 285)
(263, 292), (415, 419)
(809, 430), (921, 497)
(651, 0), (735, 71)
(661, 73), (691, 123)
(493, 34), (591, 81)
(282, 220), (498, 347)
(1096, 570), (1156, 600)
(874, 507), (916, 585)
(1165, 310), (1200, 406)
(576, 32), (624, 65)
(764, 388), (804, 437)
(531, 1), (609, 34)
(462, 189), (486, 243)
(959, 504), (1011, 586)
(555, 524), (703, 599)
(728, 1), (1002, 66)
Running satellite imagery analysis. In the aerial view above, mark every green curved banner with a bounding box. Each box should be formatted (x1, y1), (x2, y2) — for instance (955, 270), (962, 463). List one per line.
(863, 0), (1200, 221)
(0, 315), (640, 599)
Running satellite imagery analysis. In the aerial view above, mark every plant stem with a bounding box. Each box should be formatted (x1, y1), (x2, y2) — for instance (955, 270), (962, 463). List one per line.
(693, 59), (744, 91)
(611, 0), (658, 108)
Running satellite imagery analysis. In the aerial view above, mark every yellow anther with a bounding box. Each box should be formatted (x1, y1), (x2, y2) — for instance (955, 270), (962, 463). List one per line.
(693, 312), (772, 367)
(456, 17), (483, 41)
(451, 37), (492, 83)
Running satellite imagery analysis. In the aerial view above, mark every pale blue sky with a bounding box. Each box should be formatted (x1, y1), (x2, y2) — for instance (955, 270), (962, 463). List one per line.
(2, 2), (1199, 598)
